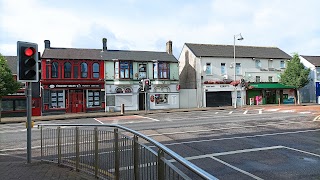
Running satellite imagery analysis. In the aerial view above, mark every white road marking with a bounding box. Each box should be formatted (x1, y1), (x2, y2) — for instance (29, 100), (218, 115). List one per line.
(93, 118), (104, 124)
(265, 108), (280, 112)
(243, 110), (248, 114)
(259, 109), (262, 114)
(229, 111), (233, 114)
(142, 116), (160, 121)
(280, 110), (295, 113)
(210, 157), (263, 180)
(283, 146), (320, 158)
(185, 146), (284, 160)
(299, 112), (311, 114)
(163, 129), (320, 146)
(215, 112), (219, 114)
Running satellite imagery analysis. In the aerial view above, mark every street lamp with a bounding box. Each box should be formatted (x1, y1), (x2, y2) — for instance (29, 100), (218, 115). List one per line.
(233, 33), (244, 108)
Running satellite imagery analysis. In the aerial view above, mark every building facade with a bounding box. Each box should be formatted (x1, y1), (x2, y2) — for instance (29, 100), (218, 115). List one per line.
(179, 43), (293, 108)
(300, 55), (320, 103)
(103, 40), (179, 112)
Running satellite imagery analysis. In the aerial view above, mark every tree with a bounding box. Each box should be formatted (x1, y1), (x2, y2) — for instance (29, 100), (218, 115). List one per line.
(0, 54), (21, 121)
(280, 53), (310, 104)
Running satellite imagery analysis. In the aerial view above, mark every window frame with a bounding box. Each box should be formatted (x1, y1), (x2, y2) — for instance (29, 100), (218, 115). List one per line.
(51, 62), (59, 78)
(255, 60), (261, 68)
(206, 63), (212, 75)
(280, 60), (285, 69)
(156, 62), (169, 79)
(268, 76), (273, 82)
(64, 62), (71, 78)
(138, 64), (147, 79)
(92, 63), (100, 78)
(235, 63), (241, 75)
(256, 76), (261, 82)
(220, 63), (226, 75)
(81, 62), (88, 78)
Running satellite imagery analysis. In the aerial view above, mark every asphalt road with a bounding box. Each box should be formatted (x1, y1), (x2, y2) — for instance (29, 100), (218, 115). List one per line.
(1, 108), (319, 179)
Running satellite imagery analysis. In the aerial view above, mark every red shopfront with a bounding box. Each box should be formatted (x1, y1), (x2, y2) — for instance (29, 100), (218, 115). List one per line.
(41, 82), (105, 115)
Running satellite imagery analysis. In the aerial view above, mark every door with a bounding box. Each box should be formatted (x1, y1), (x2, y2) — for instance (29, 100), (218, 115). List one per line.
(206, 91), (232, 107)
(69, 90), (84, 113)
(139, 92), (145, 110)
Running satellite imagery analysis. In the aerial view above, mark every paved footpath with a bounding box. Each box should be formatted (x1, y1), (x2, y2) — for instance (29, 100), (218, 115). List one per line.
(0, 154), (96, 180)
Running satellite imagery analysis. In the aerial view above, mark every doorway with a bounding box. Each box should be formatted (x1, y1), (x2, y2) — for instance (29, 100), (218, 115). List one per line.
(139, 92), (146, 110)
(69, 90), (84, 113)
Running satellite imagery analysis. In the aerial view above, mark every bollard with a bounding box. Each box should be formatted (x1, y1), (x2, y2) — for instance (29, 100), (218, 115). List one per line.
(278, 98), (281, 106)
(121, 104), (125, 115)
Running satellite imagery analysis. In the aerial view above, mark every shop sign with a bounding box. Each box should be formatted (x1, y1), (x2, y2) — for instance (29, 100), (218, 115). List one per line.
(49, 84), (102, 88)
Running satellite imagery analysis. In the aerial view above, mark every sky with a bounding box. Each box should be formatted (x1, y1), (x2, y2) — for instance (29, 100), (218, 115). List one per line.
(1, 0), (320, 59)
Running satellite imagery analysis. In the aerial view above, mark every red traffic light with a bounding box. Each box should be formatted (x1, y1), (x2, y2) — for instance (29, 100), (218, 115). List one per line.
(24, 47), (35, 57)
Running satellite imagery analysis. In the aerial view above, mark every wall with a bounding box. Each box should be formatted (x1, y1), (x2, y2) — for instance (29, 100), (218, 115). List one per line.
(179, 89), (197, 108)
(178, 45), (197, 89)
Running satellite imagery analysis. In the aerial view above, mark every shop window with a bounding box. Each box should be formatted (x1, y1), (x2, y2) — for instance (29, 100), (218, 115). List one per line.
(87, 90), (100, 107)
(92, 63), (99, 78)
(138, 64), (147, 79)
(114, 61), (133, 79)
(15, 100), (26, 110)
(154, 62), (169, 79)
(206, 63), (212, 75)
(51, 62), (59, 78)
(50, 90), (65, 108)
(155, 94), (168, 105)
(1, 100), (13, 111)
(64, 62), (71, 78)
(81, 62), (88, 78)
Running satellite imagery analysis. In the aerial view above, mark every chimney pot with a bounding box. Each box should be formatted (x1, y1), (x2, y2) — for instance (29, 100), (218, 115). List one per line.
(102, 38), (107, 51)
(166, 40), (172, 55)
(44, 40), (50, 49)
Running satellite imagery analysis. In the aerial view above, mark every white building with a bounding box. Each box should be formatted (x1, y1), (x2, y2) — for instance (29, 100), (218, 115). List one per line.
(299, 55), (320, 103)
(178, 43), (293, 108)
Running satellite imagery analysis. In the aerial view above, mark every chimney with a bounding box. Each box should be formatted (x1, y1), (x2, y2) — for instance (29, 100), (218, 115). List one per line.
(102, 38), (107, 51)
(44, 40), (50, 49)
(166, 40), (172, 55)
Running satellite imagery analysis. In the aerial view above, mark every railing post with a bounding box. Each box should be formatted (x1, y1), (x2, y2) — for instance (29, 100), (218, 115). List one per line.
(133, 135), (140, 180)
(114, 128), (120, 180)
(94, 127), (99, 178)
(75, 127), (80, 171)
(158, 149), (165, 180)
(57, 126), (61, 165)
(40, 125), (43, 161)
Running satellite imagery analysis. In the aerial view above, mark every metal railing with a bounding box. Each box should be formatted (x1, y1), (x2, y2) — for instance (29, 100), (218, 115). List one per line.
(38, 124), (218, 180)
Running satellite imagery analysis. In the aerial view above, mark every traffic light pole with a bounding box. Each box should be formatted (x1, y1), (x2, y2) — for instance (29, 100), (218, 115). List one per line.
(26, 82), (32, 163)
(145, 91), (147, 114)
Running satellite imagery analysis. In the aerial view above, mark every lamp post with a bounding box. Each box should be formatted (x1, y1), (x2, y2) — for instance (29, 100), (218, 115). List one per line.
(233, 33), (244, 108)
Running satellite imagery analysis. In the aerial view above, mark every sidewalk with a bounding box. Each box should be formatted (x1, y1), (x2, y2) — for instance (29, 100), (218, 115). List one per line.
(1, 103), (319, 124)
(0, 103), (319, 179)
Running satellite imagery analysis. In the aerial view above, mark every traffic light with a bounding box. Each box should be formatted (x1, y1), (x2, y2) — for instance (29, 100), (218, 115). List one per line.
(139, 79), (145, 92)
(144, 79), (151, 90)
(17, 41), (39, 82)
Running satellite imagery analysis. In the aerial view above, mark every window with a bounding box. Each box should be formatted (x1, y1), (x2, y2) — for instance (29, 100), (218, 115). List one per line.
(316, 68), (320, 81)
(280, 61), (285, 68)
(50, 90), (65, 108)
(51, 62), (58, 78)
(206, 63), (212, 75)
(116, 87), (123, 93)
(15, 100), (26, 110)
(268, 60), (273, 68)
(153, 62), (169, 79)
(114, 61), (133, 79)
(1, 100), (13, 111)
(256, 76), (261, 82)
(158, 62), (169, 79)
(268, 76), (273, 82)
(221, 63), (226, 75)
(155, 94), (168, 105)
(64, 62), (71, 78)
(81, 62), (88, 78)
(92, 63), (99, 78)
(235, 63), (241, 75)
(125, 87), (132, 93)
(255, 60), (261, 68)
(138, 64), (147, 79)
(87, 90), (100, 107)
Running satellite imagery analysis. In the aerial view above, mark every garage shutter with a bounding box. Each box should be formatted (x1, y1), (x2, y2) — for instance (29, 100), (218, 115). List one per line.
(206, 92), (232, 107)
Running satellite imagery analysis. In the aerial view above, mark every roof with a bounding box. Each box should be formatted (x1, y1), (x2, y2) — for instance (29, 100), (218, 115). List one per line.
(42, 48), (178, 62)
(3, 56), (17, 74)
(185, 43), (292, 59)
(300, 55), (320, 66)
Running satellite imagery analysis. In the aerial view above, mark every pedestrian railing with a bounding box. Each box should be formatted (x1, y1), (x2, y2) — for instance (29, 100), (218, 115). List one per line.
(38, 124), (217, 180)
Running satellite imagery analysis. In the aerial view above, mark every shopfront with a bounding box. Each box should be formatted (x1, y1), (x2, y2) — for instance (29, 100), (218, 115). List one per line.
(247, 83), (295, 105)
(42, 83), (104, 115)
